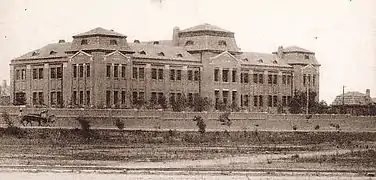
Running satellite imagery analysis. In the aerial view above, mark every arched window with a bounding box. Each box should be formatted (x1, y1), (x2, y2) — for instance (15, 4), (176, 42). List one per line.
(218, 40), (227, 46)
(157, 52), (165, 56)
(32, 51), (40, 56)
(81, 39), (88, 45)
(272, 60), (278, 64)
(185, 40), (194, 46)
(243, 58), (248, 61)
(49, 51), (57, 55)
(258, 59), (264, 63)
(139, 51), (146, 55)
(176, 53), (183, 58)
(110, 39), (118, 45)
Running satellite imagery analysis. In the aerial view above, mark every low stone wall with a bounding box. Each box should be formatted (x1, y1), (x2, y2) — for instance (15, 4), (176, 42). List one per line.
(1, 106), (375, 131)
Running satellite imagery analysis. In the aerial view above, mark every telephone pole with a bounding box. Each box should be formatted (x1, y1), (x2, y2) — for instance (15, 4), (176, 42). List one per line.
(342, 85), (345, 114)
(306, 82), (309, 114)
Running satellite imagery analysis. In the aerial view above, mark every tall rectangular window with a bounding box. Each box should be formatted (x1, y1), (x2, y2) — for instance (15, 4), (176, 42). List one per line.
(121, 91), (126, 104)
(223, 91), (229, 105)
(244, 73), (249, 83)
(253, 95), (258, 106)
(112, 65), (118, 78)
(194, 70), (199, 81)
(33, 69), (38, 79)
(303, 74), (306, 86)
(273, 95), (278, 107)
(21, 69), (26, 80)
(253, 74), (258, 83)
(79, 64), (84, 78)
(139, 68), (144, 79)
(188, 70), (193, 81)
(288, 96), (292, 105)
(222, 69), (229, 82)
(121, 65), (126, 78)
(51, 92), (57, 105)
(244, 95), (249, 107)
(139, 92), (145, 102)
(158, 69), (163, 80)
(114, 91), (118, 105)
(158, 92), (164, 105)
(268, 75), (273, 84)
(188, 93), (193, 105)
(232, 70), (237, 82)
(56, 67), (62, 79)
(176, 70), (181, 80)
(106, 65), (111, 78)
(16, 70), (20, 80)
(268, 95), (273, 107)
(106, 91), (111, 107)
(33, 92), (37, 104)
(72, 91), (77, 105)
(259, 95), (263, 107)
(214, 69), (219, 81)
(73, 65), (77, 78)
(151, 92), (157, 103)
(133, 67), (138, 79)
(282, 96), (287, 106)
(282, 75), (286, 85)
(259, 74), (264, 84)
(151, 68), (157, 79)
(86, 64), (90, 77)
(273, 75), (278, 84)
(313, 75), (316, 86)
(86, 91), (90, 105)
(287, 75), (291, 85)
(170, 69), (175, 80)
(79, 91), (83, 105)
(51, 68), (56, 79)
(169, 93), (175, 105)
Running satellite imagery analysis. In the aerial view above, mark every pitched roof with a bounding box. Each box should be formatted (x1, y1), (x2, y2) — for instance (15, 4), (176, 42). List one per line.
(73, 27), (126, 38)
(283, 46), (314, 54)
(129, 43), (199, 62)
(180, 23), (232, 33)
(14, 42), (71, 60)
(236, 52), (292, 68)
(332, 91), (374, 106)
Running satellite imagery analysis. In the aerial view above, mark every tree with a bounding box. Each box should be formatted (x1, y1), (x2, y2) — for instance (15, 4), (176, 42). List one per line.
(172, 94), (187, 112)
(192, 94), (211, 112)
(289, 90), (319, 114)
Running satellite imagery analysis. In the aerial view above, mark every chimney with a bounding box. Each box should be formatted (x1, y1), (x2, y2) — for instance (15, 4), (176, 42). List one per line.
(58, 40), (65, 43)
(172, 26), (180, 46)
(277, 46), (284, 59)
(366, 89), (370, 97)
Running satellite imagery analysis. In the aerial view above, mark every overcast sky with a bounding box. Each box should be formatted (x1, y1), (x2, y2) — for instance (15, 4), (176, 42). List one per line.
(0, 0), (375, 103)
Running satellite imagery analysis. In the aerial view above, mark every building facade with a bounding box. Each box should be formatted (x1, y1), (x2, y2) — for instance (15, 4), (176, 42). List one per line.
(332, 89), (375, 115)
(10, 24), (320, 112)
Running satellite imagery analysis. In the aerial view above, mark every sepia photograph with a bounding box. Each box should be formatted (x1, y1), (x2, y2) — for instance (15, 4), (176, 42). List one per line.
(0, 0), (375, 179)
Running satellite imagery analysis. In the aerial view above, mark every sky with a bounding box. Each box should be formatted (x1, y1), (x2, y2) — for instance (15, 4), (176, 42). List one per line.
(0, 0), (375, 103)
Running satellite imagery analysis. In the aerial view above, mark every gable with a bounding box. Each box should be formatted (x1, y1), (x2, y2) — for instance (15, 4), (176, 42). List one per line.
(70, 50), (92, 64)
(301, 64), (318, 74)
(208, 51), (240, 68)
(104, 50), (130, 64)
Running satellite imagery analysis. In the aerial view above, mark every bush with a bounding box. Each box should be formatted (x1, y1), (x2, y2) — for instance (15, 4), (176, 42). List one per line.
(193, 116), (206, 134)
(114, 118), (124, 130)
(2, 111), (25, 138)
(314, 125), (320, 130)
(292, 125), (297, 131)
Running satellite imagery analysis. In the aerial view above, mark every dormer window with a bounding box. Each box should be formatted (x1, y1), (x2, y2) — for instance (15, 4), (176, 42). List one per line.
(272, 60), (278, 64)
(304, 54), (309, 60)
(185, 40), (194, 46)
(153, 41), (159, 45)
(258, 59), (264, 63)
(157, 52), (165, 56)
(81, 39), (88, 45)
(139, 51), (146, 55)
(110, 39), (117, 45)
(134, 40), (140, 43)
(32, 52), (39, 56)
(218, 40), (227, 46)
(49, 51), (57, 55)
(176, 53), (183, 58)
(243, 58), (248, 61)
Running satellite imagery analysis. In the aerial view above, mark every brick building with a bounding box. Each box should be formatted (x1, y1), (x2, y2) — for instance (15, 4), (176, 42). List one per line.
(332, 89), (375, 115)
(10, 23), (320, 112)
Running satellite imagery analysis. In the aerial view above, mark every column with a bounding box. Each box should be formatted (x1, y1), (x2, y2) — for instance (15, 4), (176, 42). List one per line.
(9, 65), (14, 105)
(43, 64), (50, 107)
(145, 64), (151, 103)
(164, 65), (170, 105)
(25, 65), (32, 106)
(62, 62), (70, 107)
(182, 66), (188, 96)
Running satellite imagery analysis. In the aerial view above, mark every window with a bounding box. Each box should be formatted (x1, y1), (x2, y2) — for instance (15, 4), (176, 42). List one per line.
(86, 91), (90, 105)
(304, 54), (309, 60)
(282, 96), (287, 106)
(134, 40), (140, 43)
(39, 68), (44, 80)
(244, 73), (249, 83)
(214, 69), (219, 82)
(33, 92), (37, 104)
(253, 74), (258, 83)
(151, 68), (157, 79)
(287, 75), (291, 85)
(16, 70), (20, 80)
(38, 92), (44, 105)
(121, 65), (126, 78)
(308, 74), (311, 85)
(222, 69), (229, 82)
(273, 60), (278, 64)
(194, 70), (199, 81)
(258, 59), (264, 63)
(79, 91), (84, 105)
(133, 67), (138, 79)
(51, 68), (56, 79)
(232, 70), (237, 82)
(158, 69), (163, 80)
(81, 39), (88, 45)
(169, 93), (175, 104)
(158, 92), (164, 105)
(139, 68), (144, 79)
(121, 91), (126, 104)
(185, 40), (194, 46)
(188, 70), (193, 81)
(106, 91), (111, 107)
(139, 51), (146, 55)
(139, 92), (145, 102)
(273, 95), (278, 107)
(303, 74), (306, 86)
(232, 91), (237, 107)
(72, 91), (77, 105)
(114, 64), (119, 78)
(268, 95), (273, 107)
(170, 69), (175, 80)
(114, 91), (118, 105)
(56, 67), (62, 79)
(33, 69), (38, 79)
(287, 96), (292, 105)
(151, 92), (157, 103)
(153, 41), (159, 45)
(73, 65), (77, 78)
(259, 95), (263, 107)
(268, 75), (273, 84)
(176, 53), (183, 58)
(110, 39), (117, 45)
(21, 69), (26, 80)
(51, 92), (57, 105)
(176, 70), (181, 80)
(79, 64), (84, 78)
(49, 51), (57, 55)
(244, 95), (249, 107)
(259, 74), (264, 84)
(215, 91), (220, 109)
(157, 52), (165, 56)
(222, 91), (229, 105)
(282, 75), (287, 85)
(218, 40), (227, 46)
(32, 51), (39, 56)
(273, 75), (278, 84)
(188, 93), (193, 105)
(56, 91), (62, 106)
(106, 65), (111, 78)
(313, 75), (316, 86)
(86, 64), (90, 77)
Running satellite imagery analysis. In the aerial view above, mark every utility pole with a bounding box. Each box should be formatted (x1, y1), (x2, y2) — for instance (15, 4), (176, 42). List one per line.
(306, 82), (309, 114)
(342, 85), (345, 114)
